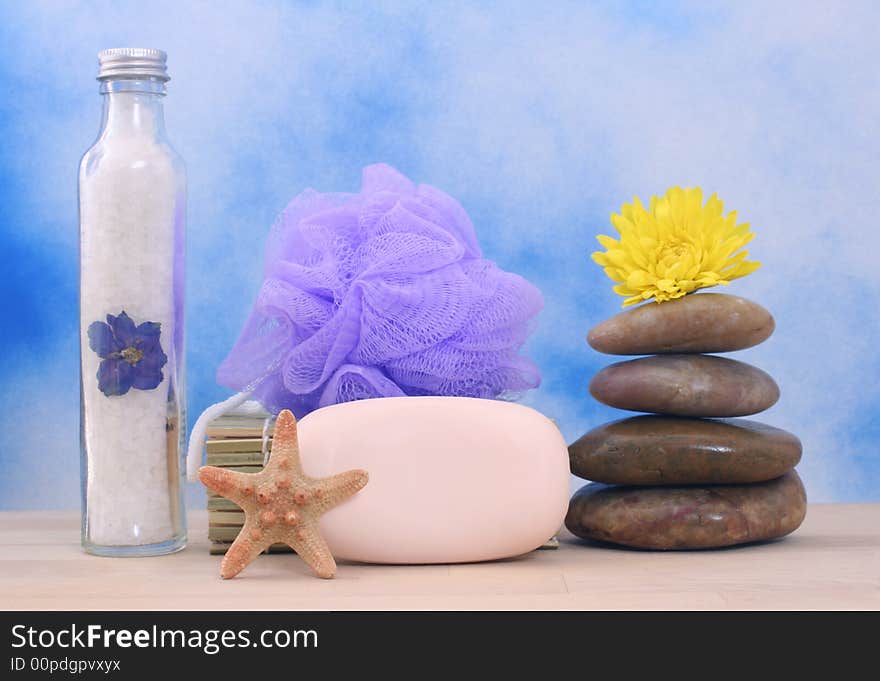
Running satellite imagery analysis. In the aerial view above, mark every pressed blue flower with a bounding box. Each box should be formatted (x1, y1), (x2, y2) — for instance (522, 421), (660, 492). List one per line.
(87, 311), (167, 397)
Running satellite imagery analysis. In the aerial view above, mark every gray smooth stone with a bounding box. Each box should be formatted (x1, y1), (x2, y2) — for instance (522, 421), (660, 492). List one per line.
(565, 471), (807, 550)
(590, 354), (780, 417)
(569, 416), (802, 485)
(588, 293), (775, 355)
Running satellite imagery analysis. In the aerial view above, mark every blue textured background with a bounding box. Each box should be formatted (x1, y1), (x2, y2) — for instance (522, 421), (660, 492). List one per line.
(1, 1), (878, 508)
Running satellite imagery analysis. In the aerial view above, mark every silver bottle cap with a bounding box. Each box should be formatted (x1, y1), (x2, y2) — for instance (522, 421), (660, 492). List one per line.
(97, 48), (169, 81)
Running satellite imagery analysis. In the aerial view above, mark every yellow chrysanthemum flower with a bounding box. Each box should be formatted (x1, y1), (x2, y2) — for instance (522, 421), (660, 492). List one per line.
(592, 187), (761, 307)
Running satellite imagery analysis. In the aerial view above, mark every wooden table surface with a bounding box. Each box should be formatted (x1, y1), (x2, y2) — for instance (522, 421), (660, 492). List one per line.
(1, 506), (877, 610)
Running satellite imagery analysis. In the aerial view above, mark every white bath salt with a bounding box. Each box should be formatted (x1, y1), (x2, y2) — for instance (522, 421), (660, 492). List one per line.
(79, 48), (185, 553)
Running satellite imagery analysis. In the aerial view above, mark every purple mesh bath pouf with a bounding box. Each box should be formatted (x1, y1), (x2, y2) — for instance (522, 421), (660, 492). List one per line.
(216, 163), (544, 417)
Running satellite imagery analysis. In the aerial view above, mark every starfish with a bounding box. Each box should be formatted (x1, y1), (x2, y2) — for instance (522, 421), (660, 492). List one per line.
(199, 409), (368, 579)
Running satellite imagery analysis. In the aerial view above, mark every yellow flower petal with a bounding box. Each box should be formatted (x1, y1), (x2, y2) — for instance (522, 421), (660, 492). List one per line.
(596, 234), (619, 250)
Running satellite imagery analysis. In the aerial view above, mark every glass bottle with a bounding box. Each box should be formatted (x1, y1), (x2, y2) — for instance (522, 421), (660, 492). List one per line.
(79, 48), (186, 556)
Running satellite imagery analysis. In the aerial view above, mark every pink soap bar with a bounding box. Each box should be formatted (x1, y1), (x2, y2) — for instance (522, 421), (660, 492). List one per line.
(297, 396), (570, 564)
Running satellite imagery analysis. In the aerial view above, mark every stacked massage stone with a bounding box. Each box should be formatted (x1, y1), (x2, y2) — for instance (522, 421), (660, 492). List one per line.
(565, 293), (806, 549)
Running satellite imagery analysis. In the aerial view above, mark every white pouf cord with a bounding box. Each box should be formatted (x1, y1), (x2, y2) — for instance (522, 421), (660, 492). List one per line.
(185, 391), (261, 481)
